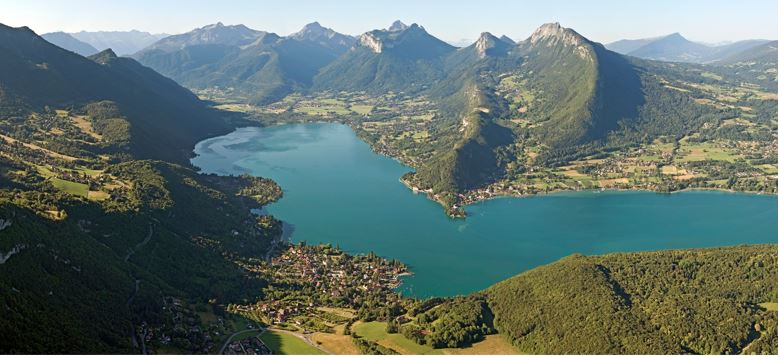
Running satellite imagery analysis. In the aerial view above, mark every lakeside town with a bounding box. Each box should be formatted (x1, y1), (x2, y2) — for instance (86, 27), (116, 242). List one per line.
(232, 243), (409, 328)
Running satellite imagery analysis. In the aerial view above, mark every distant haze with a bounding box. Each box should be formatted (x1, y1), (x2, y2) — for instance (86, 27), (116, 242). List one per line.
(1, 0), (777, 45)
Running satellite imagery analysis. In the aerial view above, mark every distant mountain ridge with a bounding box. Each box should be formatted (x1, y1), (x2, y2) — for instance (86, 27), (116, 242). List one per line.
(41, 31), (99, 56)
(607, 33), (770, 63)
(0, 23), (228, 163)
(721, 39), (778, 64)
(134, 22), (356, 104)
(313, 21), (456, 94)
(69, 30), (168, 56)
(289, 21), (356, 53)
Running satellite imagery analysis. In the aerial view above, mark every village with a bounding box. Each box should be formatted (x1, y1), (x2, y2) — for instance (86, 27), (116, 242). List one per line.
(231, 243), (408, 329)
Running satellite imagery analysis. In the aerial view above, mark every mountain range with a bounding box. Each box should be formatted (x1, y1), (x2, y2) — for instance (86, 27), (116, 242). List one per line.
(134, 21), (356, 104)
(129, 19), (773, 199)
(606, 32), (769, 63)
(3, 17), (778, 354)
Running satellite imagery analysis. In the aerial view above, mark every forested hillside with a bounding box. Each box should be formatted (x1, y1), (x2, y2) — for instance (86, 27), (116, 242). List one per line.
(0, 23), (284, 353)
(0, 24), (229, 164)
(485, 245), (778, 354)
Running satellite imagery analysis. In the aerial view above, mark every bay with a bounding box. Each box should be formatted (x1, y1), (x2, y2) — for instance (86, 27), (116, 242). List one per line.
(192, 123), (778, 297)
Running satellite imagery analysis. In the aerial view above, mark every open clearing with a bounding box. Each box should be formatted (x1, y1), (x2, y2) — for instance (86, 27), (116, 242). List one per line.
(259, 330), (324, 355)
(311, 325), (360, 354)
(50, 177), (88, 197)
(442, 334), (520, 355)
(353, 321), (443, 354)
(760, 302), (778, 311)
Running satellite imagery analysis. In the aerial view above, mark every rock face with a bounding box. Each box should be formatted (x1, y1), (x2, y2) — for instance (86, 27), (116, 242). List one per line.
(0, 218), (10, 231)
(359, 32), (385, 53)
(528, 22), (592, 60)
(529, 22), (587, 47)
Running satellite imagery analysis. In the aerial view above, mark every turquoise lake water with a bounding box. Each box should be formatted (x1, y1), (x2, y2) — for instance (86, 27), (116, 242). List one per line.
(192, 123), (778, 298)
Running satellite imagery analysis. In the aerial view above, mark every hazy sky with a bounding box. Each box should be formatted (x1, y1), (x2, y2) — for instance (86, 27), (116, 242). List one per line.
(1, 0), (777, 44)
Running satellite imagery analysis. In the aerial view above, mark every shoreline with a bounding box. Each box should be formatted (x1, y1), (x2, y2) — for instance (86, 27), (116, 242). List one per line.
(195, 120), (778, 220)
(400, 180), (778, 219)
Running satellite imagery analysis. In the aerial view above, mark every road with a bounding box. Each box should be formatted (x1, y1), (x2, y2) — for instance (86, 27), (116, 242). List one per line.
(124, 224), (154, 262)
(270, 328), (330, 354)
(218, 328), (262, 355)
(218, 327), (330, 355)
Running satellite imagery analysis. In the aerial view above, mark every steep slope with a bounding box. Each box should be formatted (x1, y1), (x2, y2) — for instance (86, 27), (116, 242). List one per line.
(0, 161), (281, 353)
(313, 22), (456, 93)
(514, 24), (645, 150)
(135, 22), (351, 104)
(0, 24), (229, 164)
(401, 23), (722, 210)
(0, 22), (283, 353)
(70, 30), (168, 56)
(41, 31), (99, 56)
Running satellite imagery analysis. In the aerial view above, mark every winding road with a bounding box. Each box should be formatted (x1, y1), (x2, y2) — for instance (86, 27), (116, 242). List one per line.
(218, 328), (263, 354)
(124, 224), (154, 262)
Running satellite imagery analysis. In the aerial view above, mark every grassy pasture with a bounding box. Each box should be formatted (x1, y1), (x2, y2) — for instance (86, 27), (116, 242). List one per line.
(50, 177), (88, 197)
(259, 330), (324, 355)
(353, 321), (443, 355)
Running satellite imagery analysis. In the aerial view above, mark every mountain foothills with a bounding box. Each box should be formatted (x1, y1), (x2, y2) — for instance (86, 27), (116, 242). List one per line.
(1, 17), (778, 354)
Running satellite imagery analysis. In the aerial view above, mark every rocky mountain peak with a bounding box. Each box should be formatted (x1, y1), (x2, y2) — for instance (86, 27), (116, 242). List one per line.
(529, 22), (587, 47)
(292, 22), (337, 40)
(289, 22), (355, 52)
(388, 20), (409, 32)
(89, 48), (118, 65)
(475, 32), (499, 57)
(472, 32), (511, 58)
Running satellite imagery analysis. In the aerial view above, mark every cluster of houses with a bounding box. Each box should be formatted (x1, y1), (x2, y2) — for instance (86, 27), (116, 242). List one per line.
(236, 244), (407, 326)
(142, 297), (235, 354)
(224, 336), (272, 355)
(274, 245), (407, 295)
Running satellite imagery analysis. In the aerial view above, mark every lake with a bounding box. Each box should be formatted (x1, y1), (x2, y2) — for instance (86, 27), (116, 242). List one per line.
(192, 123), (778, 297)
